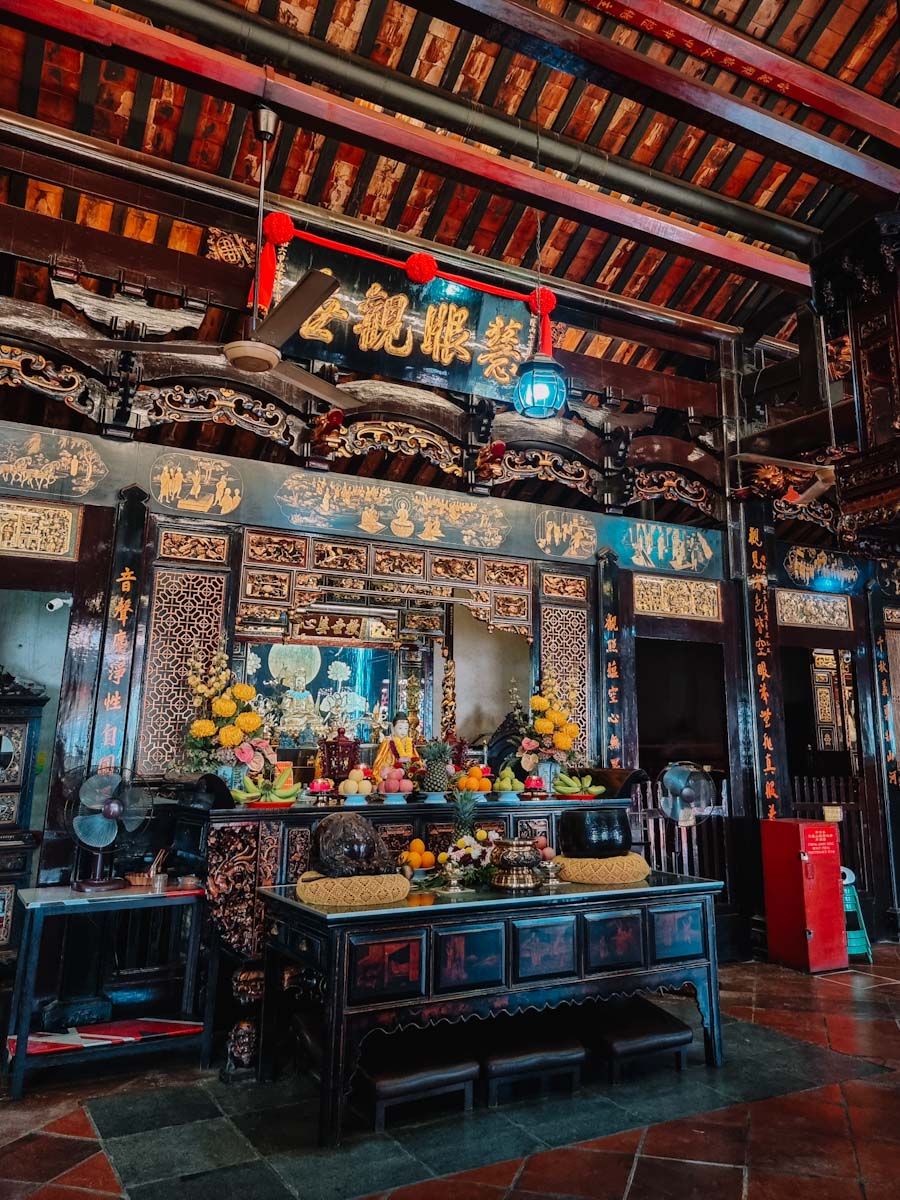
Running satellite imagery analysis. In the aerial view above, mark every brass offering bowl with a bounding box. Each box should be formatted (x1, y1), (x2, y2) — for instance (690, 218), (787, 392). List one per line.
(490, 837), (543, 891)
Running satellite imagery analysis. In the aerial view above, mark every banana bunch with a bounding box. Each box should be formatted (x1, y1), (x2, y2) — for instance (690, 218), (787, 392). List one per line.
(232, 766), (303, 803)
(553, 772), (606, 797)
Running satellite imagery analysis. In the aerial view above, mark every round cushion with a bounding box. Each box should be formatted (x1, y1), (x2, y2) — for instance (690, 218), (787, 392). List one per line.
(555, 852), (651, 885)
(296, 871), (410, 907)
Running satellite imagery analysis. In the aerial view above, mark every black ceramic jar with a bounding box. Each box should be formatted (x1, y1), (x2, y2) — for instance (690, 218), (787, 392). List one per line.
(557, 806), (632, 859)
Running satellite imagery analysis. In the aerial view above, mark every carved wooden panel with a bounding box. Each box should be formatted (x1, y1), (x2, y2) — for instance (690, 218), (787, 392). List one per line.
(482, 560), (530, 590)
(158, 529), (229, 563)
(542, 574), (587, 601)
(374, 822), (414, 857)
(243, 568), (292, 602)
(0, 724), (25, 787)
(313, 540), (369, 572)
(287, 827), (311, 880)
(255, 821), (283, 956)
(429, 553), (478, 583)
(207, 822), (259, 958)
(0, 498), (81, 559)
(633, 574), (721, 621)
(0, 793), (19, 825)
(246, 529), (308, 566)
(884, 608), (900, 626)
(515, 815), (550, 843)
(373, 547), (425, 578)
(0, 883), (14, 946)
(494, 592), (529, 621)
(775, 589), (852, 630)
(136, 568), (228, 774)
(539, 605), (589, 752)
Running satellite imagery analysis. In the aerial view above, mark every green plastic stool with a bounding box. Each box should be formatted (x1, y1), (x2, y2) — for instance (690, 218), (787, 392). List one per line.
(842, 868), (873, 963)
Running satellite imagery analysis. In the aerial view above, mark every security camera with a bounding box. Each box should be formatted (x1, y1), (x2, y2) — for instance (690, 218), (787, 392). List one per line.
(46, 597), (73, 613)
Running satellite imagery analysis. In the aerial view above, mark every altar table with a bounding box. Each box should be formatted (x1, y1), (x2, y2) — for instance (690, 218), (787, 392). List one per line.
(258, 872), (724, 1145)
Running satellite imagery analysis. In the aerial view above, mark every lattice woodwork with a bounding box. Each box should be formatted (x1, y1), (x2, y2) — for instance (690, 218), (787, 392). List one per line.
(540, 605), (589, 754)
(136, 568), (228, 774)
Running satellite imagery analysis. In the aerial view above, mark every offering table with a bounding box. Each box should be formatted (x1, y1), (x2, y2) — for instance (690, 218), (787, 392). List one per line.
(257, 872), (724, 1145)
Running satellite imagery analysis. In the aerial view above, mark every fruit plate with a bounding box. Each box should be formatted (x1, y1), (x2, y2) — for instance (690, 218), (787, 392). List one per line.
(555, 793), (602, 801)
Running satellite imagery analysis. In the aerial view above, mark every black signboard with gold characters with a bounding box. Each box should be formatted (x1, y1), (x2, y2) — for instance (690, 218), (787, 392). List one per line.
(278, 240), (534, 402)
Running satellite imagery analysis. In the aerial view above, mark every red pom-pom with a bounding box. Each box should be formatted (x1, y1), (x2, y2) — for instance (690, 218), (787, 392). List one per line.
(325, 408), (344, 430)
(405, 252), (438, 284)
(263, 211), (295, 246)
(489, 441), (507, 459)
(527, 286), (557, 316)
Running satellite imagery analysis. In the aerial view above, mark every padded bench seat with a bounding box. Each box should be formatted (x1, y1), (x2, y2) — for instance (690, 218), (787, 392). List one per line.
(362, 1053), (479, 1130)
(587, 996), (693, 1082)
(481, 1029), (586, 1107)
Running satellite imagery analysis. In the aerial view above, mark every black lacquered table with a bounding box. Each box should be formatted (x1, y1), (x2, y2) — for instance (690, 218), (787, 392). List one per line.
(258, 872), (724, 1145)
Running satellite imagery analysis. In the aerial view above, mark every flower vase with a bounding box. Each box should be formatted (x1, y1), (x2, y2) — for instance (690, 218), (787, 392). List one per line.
(216, 764), (246, 790)
(537, 760), (560, 793)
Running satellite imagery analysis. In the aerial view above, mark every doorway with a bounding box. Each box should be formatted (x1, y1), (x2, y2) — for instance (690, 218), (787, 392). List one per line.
(635, 638), (729, 781)
(0, 589), (72, 832)
(780, 645), (859, 779)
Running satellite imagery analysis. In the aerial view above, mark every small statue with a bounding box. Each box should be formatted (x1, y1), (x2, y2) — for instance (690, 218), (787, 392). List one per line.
(372, 711), (422, 780)
(310, 812), (396, 877)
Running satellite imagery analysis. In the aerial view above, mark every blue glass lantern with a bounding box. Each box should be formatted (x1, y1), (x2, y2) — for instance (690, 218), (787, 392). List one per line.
(513, 352), (568, 418)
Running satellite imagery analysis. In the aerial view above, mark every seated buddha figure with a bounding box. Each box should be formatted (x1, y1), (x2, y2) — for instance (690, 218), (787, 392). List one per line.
(372, 712), (422, 780)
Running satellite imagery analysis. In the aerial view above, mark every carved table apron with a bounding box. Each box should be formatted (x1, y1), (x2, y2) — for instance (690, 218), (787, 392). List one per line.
(258, 872), (724, 1146)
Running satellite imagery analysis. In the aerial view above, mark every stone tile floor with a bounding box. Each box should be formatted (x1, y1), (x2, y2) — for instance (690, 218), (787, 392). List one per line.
(2, 945), (900, 1200)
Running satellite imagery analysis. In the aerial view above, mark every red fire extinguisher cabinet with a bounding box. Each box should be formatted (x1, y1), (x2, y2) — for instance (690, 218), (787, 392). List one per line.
(761, 820), (848, 973)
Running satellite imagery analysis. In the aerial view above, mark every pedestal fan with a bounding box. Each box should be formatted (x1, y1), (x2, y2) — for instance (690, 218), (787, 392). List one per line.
(67, 771), (154, 892)
(657, 762), (721, 828)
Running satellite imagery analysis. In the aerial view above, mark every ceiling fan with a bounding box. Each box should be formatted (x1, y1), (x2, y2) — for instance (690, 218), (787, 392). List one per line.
(54, 106), (351, 411)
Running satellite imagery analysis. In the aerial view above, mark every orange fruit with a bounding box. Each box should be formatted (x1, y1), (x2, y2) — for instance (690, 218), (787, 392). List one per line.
(479, 779), (491, 792)
(420, 850), (435, 869)
(468, 766), (483, 780)
(407, 850), (423, 869)
(409, 838), (425, 854)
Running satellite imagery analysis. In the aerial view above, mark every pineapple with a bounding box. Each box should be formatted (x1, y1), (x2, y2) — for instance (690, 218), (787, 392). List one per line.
(420, 739), (453, 794)
(451, 788), (479, 838)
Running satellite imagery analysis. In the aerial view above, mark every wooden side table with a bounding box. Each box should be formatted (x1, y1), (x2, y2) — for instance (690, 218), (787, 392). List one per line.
(3, 885), (215, 1099)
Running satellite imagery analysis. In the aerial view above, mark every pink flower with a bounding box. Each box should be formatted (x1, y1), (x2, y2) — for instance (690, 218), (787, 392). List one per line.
(248, 752), (265, 774)
(521, 738), (539, 752)
(235, 742), (255, 764)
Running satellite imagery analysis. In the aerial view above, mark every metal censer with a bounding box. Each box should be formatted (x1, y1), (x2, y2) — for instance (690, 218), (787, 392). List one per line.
(489, 837), (543, 891)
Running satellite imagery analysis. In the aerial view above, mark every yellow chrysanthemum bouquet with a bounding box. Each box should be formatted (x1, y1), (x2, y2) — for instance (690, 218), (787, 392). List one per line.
(518, 672), (581, 772)
(184, 647), (274, 775)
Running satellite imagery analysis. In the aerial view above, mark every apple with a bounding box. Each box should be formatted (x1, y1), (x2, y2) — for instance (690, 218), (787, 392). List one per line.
(535, 835), (548, 850)
(541, 846), (556, 861)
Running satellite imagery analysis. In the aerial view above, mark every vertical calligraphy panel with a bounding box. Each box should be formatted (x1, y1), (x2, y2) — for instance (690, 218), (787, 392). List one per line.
(135, 568), (228, 775)
(539, 605), (589, 757)
(744, 506), (790, 814)
(90, 488), (146, 774)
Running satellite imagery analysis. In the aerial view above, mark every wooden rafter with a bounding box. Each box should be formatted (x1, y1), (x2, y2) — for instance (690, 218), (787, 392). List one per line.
(419, 0), (900, 199)
(0, 0), (811, 291)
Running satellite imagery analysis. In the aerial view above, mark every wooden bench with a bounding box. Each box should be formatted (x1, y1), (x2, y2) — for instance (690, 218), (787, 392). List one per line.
(587, 996), (693, 1083)
(481, 1022), (586, 1107)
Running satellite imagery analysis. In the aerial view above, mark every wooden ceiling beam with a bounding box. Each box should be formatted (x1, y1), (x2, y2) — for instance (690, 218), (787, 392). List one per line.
(0, 109), (740, 353)
(558, 348), (718, 416)
(0, 0), (810, 291)
(418, 0), (900, 200)
(576, 0), (900, 151)
(0, 201), (250, 305)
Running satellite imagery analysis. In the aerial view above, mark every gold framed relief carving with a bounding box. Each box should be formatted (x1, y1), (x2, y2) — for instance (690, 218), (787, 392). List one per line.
(632, 575), (721, 621)
(884, 608), (900, 626)
(0, 725), (26, 787)
(494, 593), (529, 621)
(0, 498), (81, 560)
(775, 589), (852, 630)
(245, 529), (308, 567)
(373, 547), (426, 578)
(429, 553), (478, 583)
(243, 569), (292, 603)
(159, 529), (229, 563)
(542, 574), (588, 601)
(313, 541), (369, 573)
(482, 560), (530, 590)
